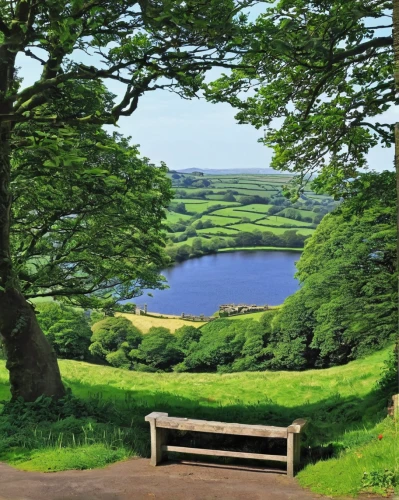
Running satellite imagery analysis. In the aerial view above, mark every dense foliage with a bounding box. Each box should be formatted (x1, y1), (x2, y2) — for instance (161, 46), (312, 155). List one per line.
(206, 0), (396, 196)
(0, 0), (257, 400)
(35, 303), (92, 360)
(12, 90), (173, 307)
(130, 327), (183, 371)
(269, 172), (397, 368)
(89, 317), (143, 368)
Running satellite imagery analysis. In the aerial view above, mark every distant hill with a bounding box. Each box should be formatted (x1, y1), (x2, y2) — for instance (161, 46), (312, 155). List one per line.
(176, 168), (283, 175)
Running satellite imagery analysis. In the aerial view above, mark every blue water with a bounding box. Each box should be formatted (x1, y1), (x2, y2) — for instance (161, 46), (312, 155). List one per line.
(131, 250), (300, 316)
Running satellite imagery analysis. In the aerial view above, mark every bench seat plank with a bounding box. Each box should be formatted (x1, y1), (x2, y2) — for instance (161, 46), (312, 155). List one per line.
(155, 416), (288, 438)
(163, 445), (288, 462)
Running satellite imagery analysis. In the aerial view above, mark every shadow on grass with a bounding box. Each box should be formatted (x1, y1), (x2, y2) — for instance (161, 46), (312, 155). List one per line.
(65, 379), (390, 469)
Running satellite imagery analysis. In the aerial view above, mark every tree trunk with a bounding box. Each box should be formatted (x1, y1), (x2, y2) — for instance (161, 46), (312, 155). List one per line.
(0, 289), (66, 401)
(0, 120), (65, 402)
(393, 0), (399, 389)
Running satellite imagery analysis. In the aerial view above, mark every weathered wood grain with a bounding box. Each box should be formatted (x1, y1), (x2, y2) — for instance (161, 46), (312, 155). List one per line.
(155, 416), (288, 438)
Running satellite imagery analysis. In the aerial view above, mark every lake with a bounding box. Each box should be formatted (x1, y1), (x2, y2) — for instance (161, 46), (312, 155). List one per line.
(132, 250), (301, 316)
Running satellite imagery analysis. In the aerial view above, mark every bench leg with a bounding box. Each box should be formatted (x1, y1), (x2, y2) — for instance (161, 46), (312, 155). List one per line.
(150, 422), (167, 466)
(287, 432), (294, 478)
(294, 434), (301, 471)
(287, 432), (302, 478)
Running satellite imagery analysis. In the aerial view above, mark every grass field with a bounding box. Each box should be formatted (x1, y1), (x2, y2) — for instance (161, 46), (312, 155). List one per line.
(222, 311), (266, 321)
(212, 208), (265, 221)
(227, 223), (315, 236)
(197, 214), (242, 226)
(197, 227), (239, 235)
(278, 208), (314, 218)
(118, 313), (206, 332)
(0, 346), (395, 498)
(165, 211), (192, 223)
(234, 203), (274, 213)
(255, 216), (314, 227)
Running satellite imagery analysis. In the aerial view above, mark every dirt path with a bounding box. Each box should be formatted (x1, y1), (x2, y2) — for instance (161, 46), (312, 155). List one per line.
(0, 458), (335, 500)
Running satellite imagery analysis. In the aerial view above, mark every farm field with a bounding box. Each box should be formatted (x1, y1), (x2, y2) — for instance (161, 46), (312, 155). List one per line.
(166, 172), (338, 261)
(196, 215), (242, 226)
(227, 223), (315, 236)
(165, 211), (192, 223)
(255, 216), (314, 227)
(212, 208), (264, 221)
(118, 312), (206, 332)
(196, 227), (239, 235)
(232, 204), (273, 213)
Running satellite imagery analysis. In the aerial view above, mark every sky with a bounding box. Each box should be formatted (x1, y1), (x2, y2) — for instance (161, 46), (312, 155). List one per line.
(15, 4), (395, 173)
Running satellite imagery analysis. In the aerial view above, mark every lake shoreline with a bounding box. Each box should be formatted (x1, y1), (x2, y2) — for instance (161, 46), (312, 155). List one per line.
(165, 245), (303, 267)
(134, 250), (300, 316)
(218, 246), (303, 253)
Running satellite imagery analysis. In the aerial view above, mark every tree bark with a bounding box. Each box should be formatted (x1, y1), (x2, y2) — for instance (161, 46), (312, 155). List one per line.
(393, 0), (399, 390)
(0, 290), (66, 401)
(0, 44), (65, 402)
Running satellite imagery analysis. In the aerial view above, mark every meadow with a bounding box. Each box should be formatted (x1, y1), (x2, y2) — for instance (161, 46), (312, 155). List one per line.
(117, 312), (206, 332)
(0, 346), (396, 497)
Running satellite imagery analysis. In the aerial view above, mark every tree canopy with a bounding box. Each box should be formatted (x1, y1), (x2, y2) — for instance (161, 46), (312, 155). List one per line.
(206, 0), (396, 194)
(269, 171), (397, 368)
(0, 0), (257, 400)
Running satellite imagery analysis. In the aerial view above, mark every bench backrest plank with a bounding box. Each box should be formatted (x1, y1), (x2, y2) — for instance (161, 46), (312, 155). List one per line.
(154, 416), (288, 438)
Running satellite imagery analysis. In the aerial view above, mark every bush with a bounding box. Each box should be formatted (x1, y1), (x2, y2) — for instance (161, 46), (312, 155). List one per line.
(175, 325), (202, 353)
(36, 303), (92, 360)
(222, 192), (236, 202)
(106, 349), (131, 369)
(377, 345), (398, 397)
(130, 327), (183, 371)
(173, 202), (187, 214)
(89, 317), (143, 368)
(182, 319), (266, 372)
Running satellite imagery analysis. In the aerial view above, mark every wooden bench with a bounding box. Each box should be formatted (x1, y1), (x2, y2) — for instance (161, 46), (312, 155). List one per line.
(145, 412), (307, 477)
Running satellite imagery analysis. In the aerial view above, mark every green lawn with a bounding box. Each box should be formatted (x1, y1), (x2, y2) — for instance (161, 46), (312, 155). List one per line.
(222, 311), (266, 321)
(0, 348), (389, 413)
(206, 194), (236, 200)
(278, 208), (314, 218)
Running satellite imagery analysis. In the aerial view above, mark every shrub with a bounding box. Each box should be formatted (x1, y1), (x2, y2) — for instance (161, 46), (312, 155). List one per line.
(89, 317), (143, 368)
(175, 325), (202, 353)
(377, 345), (398, 397)
(130, 327), (183, 371)
(174, 202), (187, 214)
(222, 192), (236, 202)
(36, 303), (92, 360)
